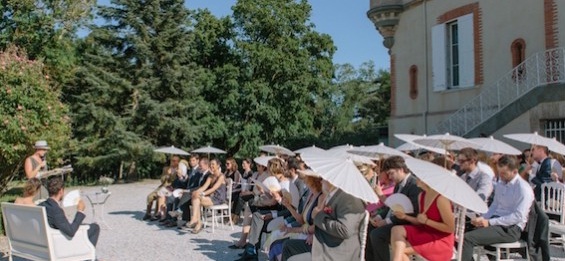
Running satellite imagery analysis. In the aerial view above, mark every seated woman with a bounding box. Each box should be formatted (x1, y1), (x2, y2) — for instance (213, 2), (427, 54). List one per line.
(14, 178), (42, 205)
(229, 161), (272, 249)
(233, 158), (255, 223)
(144, 174), (173, 221)
(187, 158), (227, 234)
(363, 163), (395, 217)
(390, 178), (455, 261)
(266, 172), (324, 261)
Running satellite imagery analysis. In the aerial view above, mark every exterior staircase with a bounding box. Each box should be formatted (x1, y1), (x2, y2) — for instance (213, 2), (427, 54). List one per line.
(433, 47), (565, 137)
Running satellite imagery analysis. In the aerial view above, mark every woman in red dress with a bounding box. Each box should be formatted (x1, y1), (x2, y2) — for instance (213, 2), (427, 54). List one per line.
(390, 179), (455, 261)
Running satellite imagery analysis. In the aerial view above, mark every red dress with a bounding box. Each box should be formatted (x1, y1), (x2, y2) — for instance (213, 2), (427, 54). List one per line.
(404, 192), (454, 261)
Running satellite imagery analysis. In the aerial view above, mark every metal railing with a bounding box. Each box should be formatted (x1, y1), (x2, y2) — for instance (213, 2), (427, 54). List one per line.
(433, 47), (565, 136)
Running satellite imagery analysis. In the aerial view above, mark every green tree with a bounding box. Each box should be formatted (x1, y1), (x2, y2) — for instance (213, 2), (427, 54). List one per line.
(69, 0), (220, 180)
(0, 0), (95, 89)
(0, 46), (71, 193)
(210, 0), (336, 156)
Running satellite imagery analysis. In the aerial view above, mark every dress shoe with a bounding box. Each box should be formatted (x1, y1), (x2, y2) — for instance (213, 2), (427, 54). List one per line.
(142, 214), (151, 221)
(228, 244), (245, 249)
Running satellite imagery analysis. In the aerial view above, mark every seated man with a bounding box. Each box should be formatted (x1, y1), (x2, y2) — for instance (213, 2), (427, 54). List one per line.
(39, 176), (100, 247)
(461, 155), (534, 261)
(164, 157), (211, 228)
(367, 155), (421, 261)
(458, 147), (493, 203)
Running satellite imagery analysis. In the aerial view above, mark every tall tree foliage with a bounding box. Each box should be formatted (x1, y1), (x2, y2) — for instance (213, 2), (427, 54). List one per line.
(70, 0), (219, 179)
(213, 0), (336, 156)
(0, 0), (94, 88)
(0, 47), (71, 192)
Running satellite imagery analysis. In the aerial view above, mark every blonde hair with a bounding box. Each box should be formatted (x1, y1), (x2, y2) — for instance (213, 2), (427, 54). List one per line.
(268, 158), (285, 176)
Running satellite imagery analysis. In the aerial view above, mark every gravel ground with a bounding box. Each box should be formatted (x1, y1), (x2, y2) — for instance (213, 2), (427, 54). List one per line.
(1, 180), (249, 261)
(2, 180), (565, 261)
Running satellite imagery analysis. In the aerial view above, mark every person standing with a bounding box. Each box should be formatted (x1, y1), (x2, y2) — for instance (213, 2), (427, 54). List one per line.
(24, 140), (50, 199)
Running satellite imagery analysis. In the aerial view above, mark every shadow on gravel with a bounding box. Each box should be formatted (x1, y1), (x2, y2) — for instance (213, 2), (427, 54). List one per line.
(190, 238), (236, 260)
(108, 210), (145, 220)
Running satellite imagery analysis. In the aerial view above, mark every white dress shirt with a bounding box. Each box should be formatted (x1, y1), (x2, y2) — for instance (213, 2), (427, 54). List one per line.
(485, 174), (534, 230)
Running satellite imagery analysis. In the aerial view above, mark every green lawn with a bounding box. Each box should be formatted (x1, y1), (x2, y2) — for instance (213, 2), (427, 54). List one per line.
(0, 182), (24, 235)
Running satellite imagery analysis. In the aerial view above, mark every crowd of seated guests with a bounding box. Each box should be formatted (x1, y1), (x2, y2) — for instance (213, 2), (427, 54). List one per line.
(135, 142), (562, 261)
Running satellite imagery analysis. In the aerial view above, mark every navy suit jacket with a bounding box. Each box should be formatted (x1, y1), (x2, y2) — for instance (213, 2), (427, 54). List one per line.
(39, 198), (85, 238)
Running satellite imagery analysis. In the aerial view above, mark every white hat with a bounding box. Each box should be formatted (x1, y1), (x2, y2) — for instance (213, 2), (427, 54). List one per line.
(34, 140), (50, 150)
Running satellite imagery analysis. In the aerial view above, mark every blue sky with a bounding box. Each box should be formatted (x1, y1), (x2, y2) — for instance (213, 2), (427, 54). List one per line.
(187, 0), (389, 70)
(94, 0), (389, 70)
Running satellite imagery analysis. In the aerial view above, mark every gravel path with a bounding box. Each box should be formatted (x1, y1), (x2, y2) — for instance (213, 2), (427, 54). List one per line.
(2, 180), (565, 261)
(1, 180), (247, 261)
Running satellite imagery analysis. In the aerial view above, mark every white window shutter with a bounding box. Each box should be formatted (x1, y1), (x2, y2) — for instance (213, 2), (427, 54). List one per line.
(432, 24), (447, 91)
(458, 13), (475, 88)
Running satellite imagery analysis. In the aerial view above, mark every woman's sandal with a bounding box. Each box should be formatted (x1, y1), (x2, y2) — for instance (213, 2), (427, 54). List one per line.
(191, 222), (203, 234)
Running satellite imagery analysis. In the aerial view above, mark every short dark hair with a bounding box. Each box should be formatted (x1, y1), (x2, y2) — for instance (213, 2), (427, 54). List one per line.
(497, 155), (519, 170)
(46, 176), (64, 196)
(381, 156), (410, 173)
(190, 154), (200, 160)
(458, 147), (478, 163)
(287, 157), (300, 170)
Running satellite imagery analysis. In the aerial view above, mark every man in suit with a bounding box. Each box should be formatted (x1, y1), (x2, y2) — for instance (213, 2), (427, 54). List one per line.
(531, 145), (559, 200)
(366, 156), (421, 261)
(39, 176), (100, 246)
(166, 157), (210, 228)
(282, 179), (366, 261)
(458, 147), (493, 203)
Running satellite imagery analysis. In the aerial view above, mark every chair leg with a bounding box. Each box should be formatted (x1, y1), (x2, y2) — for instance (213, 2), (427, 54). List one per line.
(211, 210), (216, 233)
(229, 210), (234, 230)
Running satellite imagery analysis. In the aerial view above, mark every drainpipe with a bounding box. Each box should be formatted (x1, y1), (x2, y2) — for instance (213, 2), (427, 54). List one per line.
(423, 0), (430, 134)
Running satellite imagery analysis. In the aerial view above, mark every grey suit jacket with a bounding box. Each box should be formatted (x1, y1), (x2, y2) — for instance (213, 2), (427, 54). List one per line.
(312, 189), (365, 261)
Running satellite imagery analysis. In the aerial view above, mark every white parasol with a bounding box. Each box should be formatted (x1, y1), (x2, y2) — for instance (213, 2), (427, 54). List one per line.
(347, 143), (408, 159)
(504, 132), (565, 155)
(294, 145), (326, 155)
(259, 144), (296, 156)
(413, 133), (480, 151)
(253, 156), (275, 167)
(394, 134), (447, 155)
(468, 136), (521, 155)
(403, 156), (488, 213)
(191, 146), (226, 154)
(300, 153), (378, 203)
(325, 144), (376, 165)
(154, 146), (190, 155)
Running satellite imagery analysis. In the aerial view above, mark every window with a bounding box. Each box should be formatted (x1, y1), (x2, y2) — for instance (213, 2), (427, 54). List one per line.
(544, 119), (565, 143)
(409, 65), (418, 99)
(511, 39), (526, 80)
(447, 21), (459, 87)
(432, 13), (475, 91)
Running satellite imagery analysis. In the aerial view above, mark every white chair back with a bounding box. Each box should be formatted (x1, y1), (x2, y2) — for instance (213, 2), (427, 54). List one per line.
(2, 203), (51, 260)
(226, 178), (233, 207)
(359, 210), (370, 260)
(453, 204), (467, 261)
(541, 182), (565, 223)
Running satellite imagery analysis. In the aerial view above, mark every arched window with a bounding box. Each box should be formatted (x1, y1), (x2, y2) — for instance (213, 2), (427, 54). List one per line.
(409, 65), (418, 100)
(511, 39), (526, 80)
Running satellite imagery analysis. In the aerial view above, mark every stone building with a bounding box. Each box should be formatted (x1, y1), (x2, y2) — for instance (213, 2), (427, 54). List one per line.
(367, 0), (565, 145)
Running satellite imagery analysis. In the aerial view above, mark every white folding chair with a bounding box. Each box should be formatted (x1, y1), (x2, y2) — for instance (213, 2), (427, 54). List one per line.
(203, 178), (234, 233)
(541, 182), (565, 250)
(359, 210), (370, 260)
